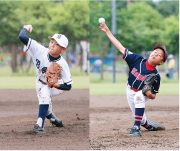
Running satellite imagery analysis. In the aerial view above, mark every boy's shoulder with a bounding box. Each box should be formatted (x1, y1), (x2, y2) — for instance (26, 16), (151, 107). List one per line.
(57, 56), (68, 66)
(124, 49), (144, 61)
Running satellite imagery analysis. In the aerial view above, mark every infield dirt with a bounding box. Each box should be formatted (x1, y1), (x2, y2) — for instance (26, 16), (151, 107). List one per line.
(90, 95), (179, 150)
(0, 90), (179, 150)
(0, 89), (89, 150)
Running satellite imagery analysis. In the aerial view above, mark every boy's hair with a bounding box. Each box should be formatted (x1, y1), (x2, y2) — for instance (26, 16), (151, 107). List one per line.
(153, 43), (168, 62)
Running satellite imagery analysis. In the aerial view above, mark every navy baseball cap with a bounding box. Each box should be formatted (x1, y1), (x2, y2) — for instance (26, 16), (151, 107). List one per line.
(154, 43), (168, 62)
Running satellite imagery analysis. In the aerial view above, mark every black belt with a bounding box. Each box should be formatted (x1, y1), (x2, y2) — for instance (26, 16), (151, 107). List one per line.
(39, 79), (47, 85)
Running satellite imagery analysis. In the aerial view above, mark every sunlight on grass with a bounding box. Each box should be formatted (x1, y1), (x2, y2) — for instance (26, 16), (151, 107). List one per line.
(90, 72), (179, 95)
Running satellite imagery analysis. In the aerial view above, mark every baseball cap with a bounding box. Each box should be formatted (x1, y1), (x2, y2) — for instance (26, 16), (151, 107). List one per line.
(48, 33), (68, 48)
(153, 43), (168, 62)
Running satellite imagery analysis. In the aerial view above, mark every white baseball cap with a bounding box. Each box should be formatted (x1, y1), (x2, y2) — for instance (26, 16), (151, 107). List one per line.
(48, 33), (68, 48)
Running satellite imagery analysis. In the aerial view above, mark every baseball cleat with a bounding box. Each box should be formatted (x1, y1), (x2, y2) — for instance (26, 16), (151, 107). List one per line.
(49, 113), (64, 127)
(50, 118), (64, 127)
(147, 120), (165, 131)
(32, 124), (46, 133)
(127, 125), (142, 137)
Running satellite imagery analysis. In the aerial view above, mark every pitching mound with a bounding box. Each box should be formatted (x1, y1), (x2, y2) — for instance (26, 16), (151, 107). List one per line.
(0, 89), (89, 150)
(90, 95), (179, 150)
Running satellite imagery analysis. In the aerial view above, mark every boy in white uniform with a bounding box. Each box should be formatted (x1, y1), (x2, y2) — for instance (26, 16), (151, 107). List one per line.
(19, 25), (73, 133)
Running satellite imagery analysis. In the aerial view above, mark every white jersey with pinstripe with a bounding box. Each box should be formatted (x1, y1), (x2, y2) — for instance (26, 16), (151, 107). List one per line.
(23, 38), (73, 85)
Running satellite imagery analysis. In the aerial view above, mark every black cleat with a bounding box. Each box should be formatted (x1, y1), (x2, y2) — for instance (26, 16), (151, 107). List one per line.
(32, 124), (45, 133)
(147, 120), (165, 131)
(127, 125), (142, 137)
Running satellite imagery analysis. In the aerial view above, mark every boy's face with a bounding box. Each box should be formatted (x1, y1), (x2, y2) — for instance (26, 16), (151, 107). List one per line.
(148, 48), (164, 66)
(49, 39), (66, 57)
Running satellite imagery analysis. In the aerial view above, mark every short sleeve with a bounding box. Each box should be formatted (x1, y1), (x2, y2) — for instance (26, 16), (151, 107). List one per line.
(60, 61), (73, 85)
(23, 38), (47, 58)
(123, 49), (144, 69)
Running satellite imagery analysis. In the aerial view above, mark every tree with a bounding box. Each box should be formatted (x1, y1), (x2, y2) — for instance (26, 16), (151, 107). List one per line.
(15, 1), (54, 43)
(49, 1), (89, 43)
(0, 1), (89, 72)
(164, 15), (179, 55)
(0, 2), (21, 72)
(116, 1), (166, 53)
(157, 0), (179, 17)
(89, 1), (111, 54)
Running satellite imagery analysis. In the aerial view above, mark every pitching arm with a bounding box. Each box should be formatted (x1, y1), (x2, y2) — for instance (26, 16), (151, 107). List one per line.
(19, 25), (32, 46)
(99, 23), (126, 55)
(19, 28), (29, 46)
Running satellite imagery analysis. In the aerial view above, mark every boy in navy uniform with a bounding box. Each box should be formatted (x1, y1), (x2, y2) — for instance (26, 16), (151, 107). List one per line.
(100, 22), (167, 136)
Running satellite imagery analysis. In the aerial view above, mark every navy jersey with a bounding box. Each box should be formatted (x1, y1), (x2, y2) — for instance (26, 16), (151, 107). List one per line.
(123, 49), (160, 93)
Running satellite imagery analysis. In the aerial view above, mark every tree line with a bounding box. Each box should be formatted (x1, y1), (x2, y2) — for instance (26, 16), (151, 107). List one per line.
(90, 0), (179, 55)
(0, 1), (89, 72)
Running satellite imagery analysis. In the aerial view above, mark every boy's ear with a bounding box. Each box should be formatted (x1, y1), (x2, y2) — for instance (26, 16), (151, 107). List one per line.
(62, 48), (66, 52)
(159, 60), (164, 65)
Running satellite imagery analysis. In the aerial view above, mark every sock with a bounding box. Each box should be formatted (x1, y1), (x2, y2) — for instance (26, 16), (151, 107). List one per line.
(133, 108), (144, 129)
(46, 113), (56, 122)
(37, 104), (49, 128)
(141, 120), (153, 130)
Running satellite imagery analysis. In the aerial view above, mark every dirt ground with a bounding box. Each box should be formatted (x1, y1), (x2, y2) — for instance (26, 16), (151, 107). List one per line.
(90, 95), (179, 150)
(0, 89), (89, 150)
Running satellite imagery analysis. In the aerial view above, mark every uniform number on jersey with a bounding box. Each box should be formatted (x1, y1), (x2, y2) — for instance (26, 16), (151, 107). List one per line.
(36, 59), (40, 69)
(42, 67), (47, 74)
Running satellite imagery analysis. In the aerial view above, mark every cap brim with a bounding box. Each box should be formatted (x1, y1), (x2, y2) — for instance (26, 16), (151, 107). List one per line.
(48, 36), (66, 48)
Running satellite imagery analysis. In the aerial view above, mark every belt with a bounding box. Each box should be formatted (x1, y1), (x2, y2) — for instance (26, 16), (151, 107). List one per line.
(127, 83), (140, 92)
(130, 87), (140, 92)
(39, 79), (47, 85)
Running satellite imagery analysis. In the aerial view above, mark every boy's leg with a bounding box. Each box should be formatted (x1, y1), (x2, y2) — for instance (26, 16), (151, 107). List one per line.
(126, 86), (136, 117)
(46, 100), (64, 127)
(127, 88), (149, 136)
(142, 119), (165, 131)
(126, 86), (148, 121)
(34, 104), (49, 132)
(33, 80), (51, 133)
(47, 80), (65, 127)
(133, 90), (149, 129)
(126, 86), (142, 136)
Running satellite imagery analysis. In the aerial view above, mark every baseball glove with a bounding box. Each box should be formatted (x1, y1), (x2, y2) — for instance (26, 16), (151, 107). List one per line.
(142, 73), (157, 95)
(46, 62), (62, 88)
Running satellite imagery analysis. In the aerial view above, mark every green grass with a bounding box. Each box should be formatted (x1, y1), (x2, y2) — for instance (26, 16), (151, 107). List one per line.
(90, 72), (179, 95)
(0, 66), (179, 95)
(0, 66), (89, 89)
(0, 76), (89, 89)
(0, 66), (87, 77)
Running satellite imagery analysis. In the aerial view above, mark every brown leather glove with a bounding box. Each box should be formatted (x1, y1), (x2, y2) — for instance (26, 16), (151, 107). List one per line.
(46, 62), (62, 88)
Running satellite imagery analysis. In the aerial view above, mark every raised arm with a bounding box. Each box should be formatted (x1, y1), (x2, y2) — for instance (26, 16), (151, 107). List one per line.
(19, 25), (32, 46)
(99, 23), (126, 55)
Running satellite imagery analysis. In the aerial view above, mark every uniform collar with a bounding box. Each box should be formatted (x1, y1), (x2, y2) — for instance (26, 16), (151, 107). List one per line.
(48, 53), (61, 62)
(146, 60), (156, 71)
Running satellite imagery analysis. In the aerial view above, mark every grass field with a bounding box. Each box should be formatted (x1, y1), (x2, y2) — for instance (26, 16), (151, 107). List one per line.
(0, 76), (89, 89)
(90, 72), (179, 95)
(0, 66), (179, 95)
(0, 66), (89, 89)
